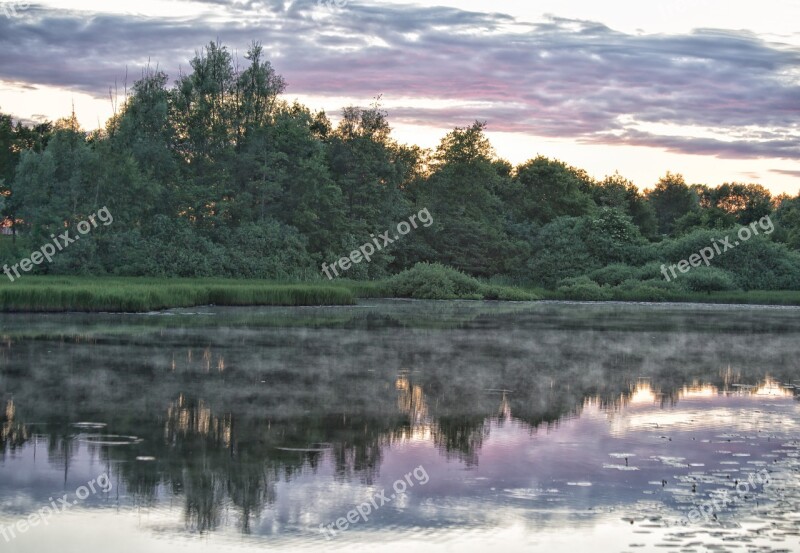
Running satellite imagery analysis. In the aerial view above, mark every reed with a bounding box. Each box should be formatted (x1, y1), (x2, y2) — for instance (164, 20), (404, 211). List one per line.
(0, 277), (356, 312)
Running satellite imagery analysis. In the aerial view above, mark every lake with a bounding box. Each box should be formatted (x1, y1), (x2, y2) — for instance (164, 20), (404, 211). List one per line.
(1, 300), (799, 552)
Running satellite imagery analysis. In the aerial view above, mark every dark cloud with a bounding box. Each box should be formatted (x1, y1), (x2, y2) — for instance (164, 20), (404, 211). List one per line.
(588, 129), (800, 160)
(1, 0), (798, 160)
(771, 169), (800, 177)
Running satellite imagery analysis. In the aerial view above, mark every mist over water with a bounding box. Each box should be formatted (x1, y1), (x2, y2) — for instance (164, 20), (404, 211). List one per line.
(1, 301), (799, 552)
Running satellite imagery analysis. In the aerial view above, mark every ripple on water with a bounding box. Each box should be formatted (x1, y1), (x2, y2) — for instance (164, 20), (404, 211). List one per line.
(622, 436), (800, 552)
(603, 463), (640, 471)
(77, 434), (143, 445)
(71, 422), (107, 430)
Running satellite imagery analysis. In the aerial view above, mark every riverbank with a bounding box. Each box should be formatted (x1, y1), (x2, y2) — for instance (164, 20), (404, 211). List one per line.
(1, 276), (800, 312)
(0, 277), (358, 312)
(538, 288), (800, 306)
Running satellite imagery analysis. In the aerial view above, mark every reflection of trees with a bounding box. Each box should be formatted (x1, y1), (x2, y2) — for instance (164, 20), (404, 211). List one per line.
(1, 400), (28, 453)
(185, 471), (225, 532)
(1, 303), (799, 534)
(432, 416), (488, 466)
(395, 374), (487, 465)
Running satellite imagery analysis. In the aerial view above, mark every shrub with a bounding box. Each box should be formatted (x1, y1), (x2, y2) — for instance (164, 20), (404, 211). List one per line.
(676, 267), (739, 294)
(638, 277), (678, 291)
(612, 279), (671, 301)
(658, 227), (800, 290)
(636, 262), (669, 281)
(386, 262), (538, 300)
(528, 210), (649, 288)
(555, 276), (612, 301)
(589, 264), (640, 286)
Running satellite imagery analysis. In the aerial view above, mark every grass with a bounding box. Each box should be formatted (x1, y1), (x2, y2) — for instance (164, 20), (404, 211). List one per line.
(1, 275), (799, 313)
(0, 277), (356, 312)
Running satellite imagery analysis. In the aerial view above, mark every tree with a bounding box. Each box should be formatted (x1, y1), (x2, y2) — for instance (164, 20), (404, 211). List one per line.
(712, 183), (772, 225)
(646, 172), (698, 236)
(504, 156), (595, 225)
(418, 122), (525, 276)
(773, 194), (800, 250)
(251, 103), (347, 262)
(589, 173), (658, 238)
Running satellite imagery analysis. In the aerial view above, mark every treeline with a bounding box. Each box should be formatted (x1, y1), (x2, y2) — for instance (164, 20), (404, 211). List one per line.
(1, 40), (800, 292)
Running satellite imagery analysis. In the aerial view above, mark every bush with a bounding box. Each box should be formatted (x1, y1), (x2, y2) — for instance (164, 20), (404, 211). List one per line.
(555, 276), (612, 301)
(589, 264), (640, 286)
(386, 262), (538, 300)
(638, 277), (678, 291)
(676, 267), (739, 294)
(612, 279), (671, 301)
(636, 261), (669, 280)
(658, 227), (800, 290)
(527, 217), (600, 287)
(528, 210), (649, 288)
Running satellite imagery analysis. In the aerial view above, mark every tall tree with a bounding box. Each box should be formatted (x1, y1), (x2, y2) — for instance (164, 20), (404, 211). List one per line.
(587, 173), (658, 238)
(646, 172), (698, 236)
(504, 156), (595, 225)
(419, 122), (525, 276)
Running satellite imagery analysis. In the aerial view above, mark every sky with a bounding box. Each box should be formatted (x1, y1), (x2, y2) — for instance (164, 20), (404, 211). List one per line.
(1, 0), (799, 193)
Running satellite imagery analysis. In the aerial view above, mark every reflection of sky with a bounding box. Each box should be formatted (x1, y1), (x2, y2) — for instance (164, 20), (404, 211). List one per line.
(2, 378), (799, 552)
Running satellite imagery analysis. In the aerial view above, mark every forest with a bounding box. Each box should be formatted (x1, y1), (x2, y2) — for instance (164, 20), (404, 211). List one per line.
(2, 41), (800, 302)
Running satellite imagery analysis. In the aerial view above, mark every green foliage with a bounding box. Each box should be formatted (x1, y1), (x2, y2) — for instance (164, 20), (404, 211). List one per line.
(588, 174), (658, 238)
(1, 39), (798, 303)
(418, 122), (525, 277)
(0, 277), (355, 312)
(773, 195), (800, 251)
(636, 261), (670, 280)
(555, 276), (613, 301)
(589, 264), (641, 286)
(528, 210), (647, 287)
(386, 262), (537, 300)
(646, 172), (698, 235)
(611, 279), (671, 301)
(527, 217), (598, 287)
(675, 267), (739, 294)
(584, 208), (648, 264)
(710, 183), (773, 225)
(505, 156), (595, 225)
(658, 227), (800, 290)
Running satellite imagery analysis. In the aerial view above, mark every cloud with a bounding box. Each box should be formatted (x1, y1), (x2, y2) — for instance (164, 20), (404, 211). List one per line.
(0, 0), (798, 160)
(771, 169), (800, 177)
(589, 129), (800, 160)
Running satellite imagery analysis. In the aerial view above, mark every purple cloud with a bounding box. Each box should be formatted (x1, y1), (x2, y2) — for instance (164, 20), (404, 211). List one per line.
(0, 1), (798, 160)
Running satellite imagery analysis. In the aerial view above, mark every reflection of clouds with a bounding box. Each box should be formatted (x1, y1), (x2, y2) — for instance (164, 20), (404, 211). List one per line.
(679, 384), (718, 399)
(610, 406), (800, 435)
(752, 377), (794, 397)
(602, 378), (800, 437)
(2, 381), (798, 546)
(628, 380), (657, 405)
(586, 376), (796, 423)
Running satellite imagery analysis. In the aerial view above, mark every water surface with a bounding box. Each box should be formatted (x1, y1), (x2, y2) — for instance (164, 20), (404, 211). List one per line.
(1, 300), (799, 552)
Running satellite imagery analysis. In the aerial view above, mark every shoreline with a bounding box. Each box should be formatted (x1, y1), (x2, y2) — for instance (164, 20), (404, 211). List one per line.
(2, 276), (800, 313)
